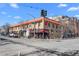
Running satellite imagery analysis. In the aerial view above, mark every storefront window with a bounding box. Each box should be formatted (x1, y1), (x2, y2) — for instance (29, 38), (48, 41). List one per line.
(52, 24), (53, 28)
(56, 25), (58, 29)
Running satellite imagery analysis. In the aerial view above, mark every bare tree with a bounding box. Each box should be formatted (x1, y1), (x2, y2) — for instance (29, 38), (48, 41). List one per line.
(1, 23), (10, 36)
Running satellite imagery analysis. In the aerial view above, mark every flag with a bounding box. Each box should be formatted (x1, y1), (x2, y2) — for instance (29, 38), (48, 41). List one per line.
(45, 21), (48, 25)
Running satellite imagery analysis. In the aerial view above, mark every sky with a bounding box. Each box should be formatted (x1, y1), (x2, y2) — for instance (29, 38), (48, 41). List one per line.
(0, 3), (79, 26)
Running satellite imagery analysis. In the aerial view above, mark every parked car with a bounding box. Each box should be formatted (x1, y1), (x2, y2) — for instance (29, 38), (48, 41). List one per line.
(0, 32), (7, 36)
(9, 32), (18, 38)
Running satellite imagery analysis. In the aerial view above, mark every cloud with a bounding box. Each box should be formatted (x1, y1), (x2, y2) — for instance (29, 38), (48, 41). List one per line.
(58, 4), (67, 7)
(67, 6), (79, 12)
(48, 17), (53, 19)
(9, 3), (19, 8)
(14, 16), (21, 19)
(1, 11), (7, 15)
(75, 15), (79, 18)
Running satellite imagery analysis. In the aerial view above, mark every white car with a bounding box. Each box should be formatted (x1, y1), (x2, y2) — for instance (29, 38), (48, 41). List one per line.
(9, 32), (18, 38)
(9, 33), (15, 37)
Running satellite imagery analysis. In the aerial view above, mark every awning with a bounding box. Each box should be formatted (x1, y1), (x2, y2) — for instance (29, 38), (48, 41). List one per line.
(39, 29), (48, 33)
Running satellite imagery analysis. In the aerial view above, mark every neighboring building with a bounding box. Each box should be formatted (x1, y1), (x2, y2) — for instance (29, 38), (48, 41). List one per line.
(0, 29), (1, 33)
(51, 16), (79, 37)
(9, 17), (62, 39)
(69, 17), (79, 37)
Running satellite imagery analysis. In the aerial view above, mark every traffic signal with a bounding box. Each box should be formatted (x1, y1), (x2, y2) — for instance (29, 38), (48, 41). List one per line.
(41, 9), (47, 17)
(44, 10), (47, 16)
(41, 9), (44, 17)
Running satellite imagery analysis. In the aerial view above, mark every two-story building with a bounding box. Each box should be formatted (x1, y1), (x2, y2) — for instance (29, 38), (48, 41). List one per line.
(9, 17), (62, 39)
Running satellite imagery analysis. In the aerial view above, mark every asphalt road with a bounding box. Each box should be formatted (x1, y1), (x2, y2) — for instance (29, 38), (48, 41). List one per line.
(0, 35), (79, 56)
(0, 36), (58, 56)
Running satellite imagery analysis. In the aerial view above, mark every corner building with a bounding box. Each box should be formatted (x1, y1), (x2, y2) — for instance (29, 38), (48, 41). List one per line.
(9, 17), (62, 39)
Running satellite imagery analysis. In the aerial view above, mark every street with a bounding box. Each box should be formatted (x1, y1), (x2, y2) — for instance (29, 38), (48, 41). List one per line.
(0, 36), (58, 56)
(0, 35), (79, 56)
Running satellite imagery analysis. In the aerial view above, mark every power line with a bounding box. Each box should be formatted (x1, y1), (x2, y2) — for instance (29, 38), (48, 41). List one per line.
(25, 5), (46, 10)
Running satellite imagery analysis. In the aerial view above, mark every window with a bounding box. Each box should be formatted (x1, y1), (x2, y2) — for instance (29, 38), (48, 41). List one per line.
(52, 24), (54, 28)
(56, 25), (58, 29)
(17, 27), (19, 30)
(28, 24), (31, 28)
(25, 25), (28, 28)
(48, 23), (51, 27)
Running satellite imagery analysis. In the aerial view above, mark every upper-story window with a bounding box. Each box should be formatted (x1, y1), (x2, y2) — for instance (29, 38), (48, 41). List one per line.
(48, 23), (51, 27)
(28, 24), (31, 28)
(52, 24), (54, 28)
(45, 21), (51, 27)
(56, 25), (58, 29)
(25, 25), (28, 28)
(16, 27), (19, 30)
(38, 22), (40, 25)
